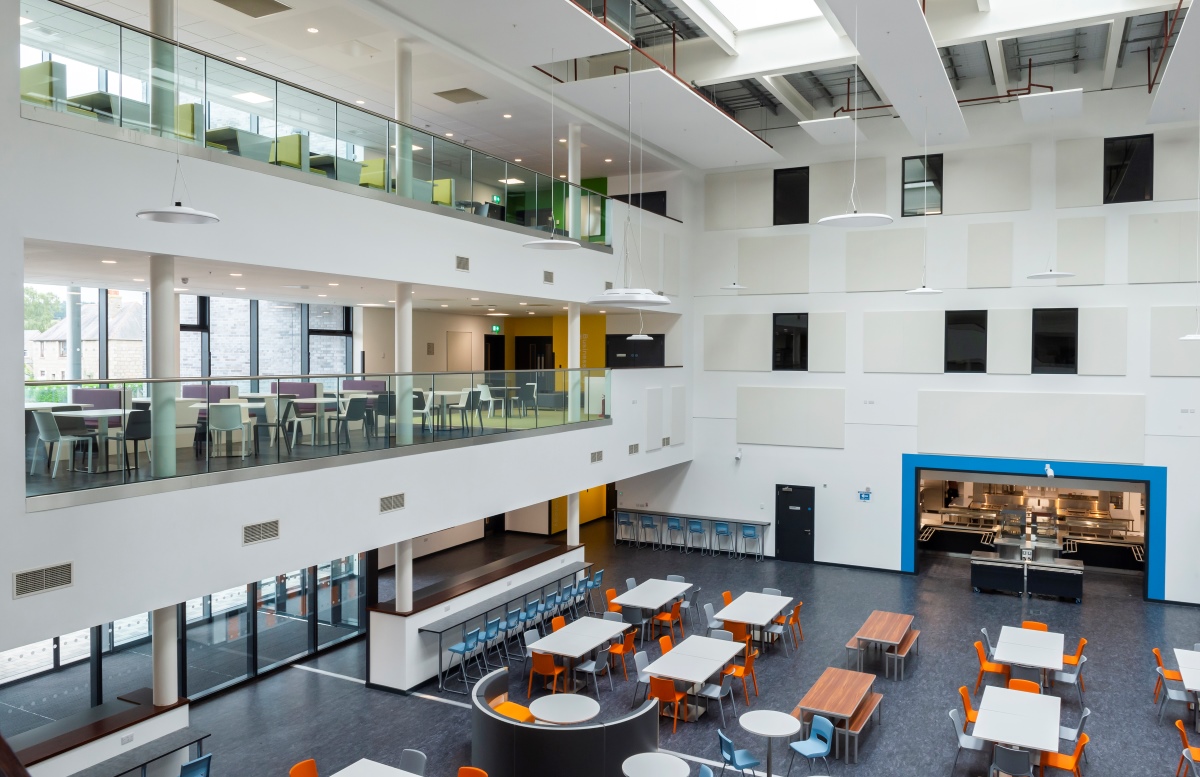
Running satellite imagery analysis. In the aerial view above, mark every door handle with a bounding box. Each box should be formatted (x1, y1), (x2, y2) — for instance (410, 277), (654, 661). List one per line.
(805, 530), (812, 535)
(789, 506), (803, 511)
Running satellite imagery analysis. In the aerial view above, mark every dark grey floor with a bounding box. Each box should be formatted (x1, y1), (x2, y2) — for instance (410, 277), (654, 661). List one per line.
(178, 519), (1198, 777)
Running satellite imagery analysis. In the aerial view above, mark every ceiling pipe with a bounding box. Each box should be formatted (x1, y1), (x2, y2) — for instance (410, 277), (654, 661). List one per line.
(1148, 0), (1185, 93)
(833, 58), (1053, 117)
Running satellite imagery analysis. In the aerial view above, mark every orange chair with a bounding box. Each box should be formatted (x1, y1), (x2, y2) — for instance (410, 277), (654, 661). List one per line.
(1063, 638), (1086, 691)
(527, 651), (565, 696)
(290, 760), (318, 777)
(973, 640), (1010, 695)
(652, 600), (685, 641)
(722, 591), (734, 606)
(1041, 733), (1088, 776)
(957, 686), (978, 730)
(605, 588), (621, 613)
(1008, 678), (1041, 694)
(1177, 720), (1200, 777)
(608, 629), (636, 679)
(551, 615), (566, 632)
(458, 768), (488, 777)
(1022, 621), (1049, 631)
(649, 676), (688, 733)
(728, 621), (749, 645)
(723, 648), (760, 704)
(1155, 648), (1184, 703)
(659, 635), (674, 654)
(774, 602), (804, 647)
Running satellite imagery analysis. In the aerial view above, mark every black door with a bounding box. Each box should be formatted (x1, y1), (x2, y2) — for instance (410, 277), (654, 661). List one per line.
(515, 336), (555, 393)
(775, 484), (815, 563)
(606, 334), (666, 368)
(483, 513), (505, 537)
(484, 334), (506, 372)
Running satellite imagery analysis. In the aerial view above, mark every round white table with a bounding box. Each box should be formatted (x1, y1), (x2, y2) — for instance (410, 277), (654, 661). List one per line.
(528, 694), (600, 725)
(740, 709), (802, 777)
(621, 752), (690, 777)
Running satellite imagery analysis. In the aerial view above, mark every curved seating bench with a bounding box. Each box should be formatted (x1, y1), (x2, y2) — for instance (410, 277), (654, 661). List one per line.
(470, 668), (658, 777)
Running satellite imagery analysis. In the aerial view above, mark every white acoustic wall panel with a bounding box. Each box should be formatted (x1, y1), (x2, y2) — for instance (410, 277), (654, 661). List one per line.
(808, 312), (846, 373)
(704, 169), (772, 230)
(943, 144), (1032, 215)
(704, 314), (772, 371)
(1055, 138), (1103, 208)
(967, 222), (1014, 288)
(845, 229), (924, 292)
(1056, 217), (1107, 286)
(918, 391), (1145, 464)
(737, 386), (845, 449)
(645, 387), (664, 451)
(1154, 126), (1200, 202)
(670, 385), (686, 446)
(1151, 307), (1200, 376)
(662, 234), (681, 295)
(1078, 308), (1127, 376)
(737, 235), (809, 294)
(809, 157), (887, 223)
(1128, 212), (1199, 284)
(862, 311), (944, 373)
(987, 309), (1032, 375)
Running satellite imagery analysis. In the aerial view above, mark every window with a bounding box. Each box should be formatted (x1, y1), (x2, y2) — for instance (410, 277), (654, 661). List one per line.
(902, 153), (943, 217)
(106, 290), (146, 382)
(308, 304), (353, 387)
(209, 297), (251, 389)
(772, 314), (808, 371)
(1104, 134), (1153, 204)
(773, 167), (809, 225)
(1032, 308), (1078, 374)
(259, 301), (303, 377)
(57, 341), (66, 357)
(945, 311), (987, 373)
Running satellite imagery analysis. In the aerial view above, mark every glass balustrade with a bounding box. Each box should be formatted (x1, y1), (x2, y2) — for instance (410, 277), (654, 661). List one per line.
(23, 368), (610, 498)
(17, 0), (611, 245)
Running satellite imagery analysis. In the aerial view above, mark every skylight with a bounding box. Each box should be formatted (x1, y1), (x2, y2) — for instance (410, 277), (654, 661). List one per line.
(708, 0), (823, 31)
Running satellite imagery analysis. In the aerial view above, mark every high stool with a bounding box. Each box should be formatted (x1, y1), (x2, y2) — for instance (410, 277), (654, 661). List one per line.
(686, 519), (709, 554)
(740, 524), (763, 562)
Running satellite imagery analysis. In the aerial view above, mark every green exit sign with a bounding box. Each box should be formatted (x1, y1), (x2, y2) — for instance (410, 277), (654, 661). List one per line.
(492, 195), (501, 204)
(491, 325), (501, 333)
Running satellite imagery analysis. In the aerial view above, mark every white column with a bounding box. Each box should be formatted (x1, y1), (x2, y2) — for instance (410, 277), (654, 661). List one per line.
(394, 539), (413, 612)
(567, 492), (580, 546)
(149, 255), (177, 477)
(394, 41), (413, 199)
(567, 122), (582, 240)
(151, 606), (178, 706)
(567, 302), (580, 423)
(66, 286), (81, 380)
(148, 0), (176, 138)
(395, 283), (413, 445)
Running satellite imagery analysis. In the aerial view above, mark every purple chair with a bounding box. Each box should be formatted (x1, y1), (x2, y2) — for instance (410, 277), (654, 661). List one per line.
(271, 382), (317, 415)
(181, 384), (232, 456)
(69, 388), (123, 430)
(341, 379), (386, 408)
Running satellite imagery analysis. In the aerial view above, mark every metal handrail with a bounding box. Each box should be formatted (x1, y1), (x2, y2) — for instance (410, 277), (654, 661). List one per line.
(24, 368), (609, 387)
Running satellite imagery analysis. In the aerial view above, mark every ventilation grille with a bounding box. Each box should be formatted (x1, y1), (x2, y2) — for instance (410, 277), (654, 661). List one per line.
(543, 271), (554, 284)
(435, 88), (488, 104)
(13, 563), (73, 599)
(662, 436), (671, 447)
(628, 443), (639, 455)
(380, 493), (406, 513)
(605, 281), (614, 290)
(209, 0), (290, 18)
(456, 256), (470, 272)
(243, 520), (280, 545)
(590, 450), (604, 463)
(426, 342), (435, 356)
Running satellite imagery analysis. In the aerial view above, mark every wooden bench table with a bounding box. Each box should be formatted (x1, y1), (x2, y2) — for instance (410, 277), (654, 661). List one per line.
(792, 666), (876, 759)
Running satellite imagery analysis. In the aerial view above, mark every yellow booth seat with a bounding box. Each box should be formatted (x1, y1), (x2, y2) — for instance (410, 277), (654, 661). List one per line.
(269, 133), (308, 170)
(20, 61), (97, 120)
(359, 158), (387, 189)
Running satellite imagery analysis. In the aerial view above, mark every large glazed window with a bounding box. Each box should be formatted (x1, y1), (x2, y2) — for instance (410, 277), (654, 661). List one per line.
(902, 154), (943, 217)
(1104, 134), (1154, 204)
(773, 313), (808, 371)
(773, 167), (809, 225)
(945, 311), (987, 373)
(1032, 308), (1078, 374)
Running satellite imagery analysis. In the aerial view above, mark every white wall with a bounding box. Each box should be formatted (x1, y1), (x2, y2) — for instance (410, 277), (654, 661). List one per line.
(411, 311), (492, 372)
(505, 502), (549, 534)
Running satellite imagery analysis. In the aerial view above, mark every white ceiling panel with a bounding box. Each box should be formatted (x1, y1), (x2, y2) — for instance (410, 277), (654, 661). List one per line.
(1149, 7), (1200, 124)
(557, 69), (780, 169)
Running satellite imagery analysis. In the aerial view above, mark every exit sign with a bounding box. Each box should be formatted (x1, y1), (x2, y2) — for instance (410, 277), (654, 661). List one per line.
(492, 195), (501, 204)
(491, 325), (501, 333)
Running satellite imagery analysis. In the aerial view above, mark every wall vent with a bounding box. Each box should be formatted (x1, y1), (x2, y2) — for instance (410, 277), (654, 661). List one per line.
(628, 443), (639, 455)
(662, 436), (671, 447)
(543, 271), (554, 284)
(435, 88), (488, 104)
(605, 281), (614, 290)
(455, 256), (470, 272)
(590, 450), (604, 463)
(242, 520), (280, 546)
(13, 563), (73, 599)
(426, 342), (435, 356)
(380, 493), (406, 513)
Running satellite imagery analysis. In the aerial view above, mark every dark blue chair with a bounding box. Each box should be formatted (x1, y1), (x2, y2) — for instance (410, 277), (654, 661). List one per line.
(179, 754), (212, 777)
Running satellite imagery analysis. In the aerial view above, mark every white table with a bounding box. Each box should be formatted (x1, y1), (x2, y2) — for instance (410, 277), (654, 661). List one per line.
(429, 389), (468, 430)
(1175, 648), (1200, 731)
(527, 616), (627, 691)
(50, 408), (135, 472)
(972, 685), (1061, 753)
(994, 625), (1064, 685)
(622, 752), (690, 777)
(612, 579), (692, 611)
(26, 402), (92, 410)
(740, 709), (801, 777)
(529, 693), (600, 724)
(329, 759), (422, 776)
(644, 635), (744, 720)
(715, 592), (793, 627)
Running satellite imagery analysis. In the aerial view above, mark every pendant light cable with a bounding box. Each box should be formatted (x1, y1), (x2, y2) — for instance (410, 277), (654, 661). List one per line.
(1183, 90), (1200, 339)
(907, 105), (941, 295)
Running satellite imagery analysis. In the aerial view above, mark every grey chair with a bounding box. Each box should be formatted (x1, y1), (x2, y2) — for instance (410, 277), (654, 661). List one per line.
(328, 396), (371, 447)
(457, 389), (482, 431)
(711, 629), (734, 641)
(1052, 655), (1086, 705)
(626, 577), (638, 592)
(30, 410), (94, 477)
(1060, 707), (1090, 763)
(603, 611), (625, 623)
(521, 629), (541, 677)
(1158, 666), (1192, 723)
(981, 627), (997, 660)
(207, 403), (248, 458)
(666, 574), (686, 583)
(367, 391), (396, 435)
(763, 587), (782, 596)
(765, 618), (791, 657)
(114, 409), (152, 471)
(631, 650), (651, 705)
(574, 646), (613, 699)
(624, 606), (652, 644)
(412, 390), (431, 433)
(703, 602), (724, 636)
(949, 709), (986, 775)
(398, 749), (427, 776)
(680, 587), (702, 628)
(513, 382), (537, 419)
(698, 672), (738, 727)
(1185, 750), (1200, 777)
(990, 744), (1035, 777)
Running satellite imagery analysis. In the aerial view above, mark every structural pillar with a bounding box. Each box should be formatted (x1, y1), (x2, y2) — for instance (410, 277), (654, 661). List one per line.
(567, 122), (582, 240)
(394, 41), (413, 199)
(151, 606), (178, 706)
(567, 492), (580, 546)
(149, 255), (177, 477)
(395, 282), (413, 445)
(567, 302), (581, 422)
(66, 286), (81, 380)
(394, 539), (413, 612)
(148, 0), (176, 138)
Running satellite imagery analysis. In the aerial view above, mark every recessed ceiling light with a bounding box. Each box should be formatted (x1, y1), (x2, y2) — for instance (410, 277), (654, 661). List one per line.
(604, 158), (612, 163)
(388, 300), (396, 303)
(355, 100), (365, 105)
(101, 260), (117, 264)
(444, 132), (454, 137)
(486, 312), (508, 316)
(235, 286), (246, 290)
(412, 145), (423, 151)
(487, 307), (496, 311)
(235, 56), (247, 61)
(499, 178), (525, 185)
(19, 16), (32, 24)
(514, 158), (522, 162)
(233, 92), (271, 104)
(528, 311), (535, 315)
(132, 278), (144, 282)
(599, 310), (606, 314)
(558, 138), (566, 143)
(519, 302), (527, 305)
(318, 294), (327, 297)
(503, 114), (512, 119)
(411, 291), (416, 294)
(559, 174), (566, 178)
(328, 283), (339, 286)
(440, 304), (449, 307)
(174, 288), (185, 292)
(470, 297), (480, 301)
(563, 306), (569, 310)
(230, 273), (242, 277)
(307, 27), (319, 33)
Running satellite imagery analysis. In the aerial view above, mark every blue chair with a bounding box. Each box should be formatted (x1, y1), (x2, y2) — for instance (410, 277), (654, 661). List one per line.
(740, 524), (763, 562)
(560, 583), (579, 619)
(665, 516), (685, 552)
(687, 518), (709, 554)
(502, 608), (523, 659)
(718, 729), (761, 776)
(518, 600), (541, 635)
(481, 617), (504, 667)
(615, 511), (635, 545)
(447, 626), (483, 689)
(638, 514), (661, 550)
(714, 522), (735, 557)
(699, 766), (714, 777)
(584, 569), (604, 613)
(787, 715), (833, 775)
(179, 754), (212, 777)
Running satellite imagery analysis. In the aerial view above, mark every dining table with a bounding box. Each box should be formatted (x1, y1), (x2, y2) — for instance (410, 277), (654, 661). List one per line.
(794, 666), (875, 759)
(849, 610), (914, 671)
(971, 685), (1060, 753)
(993, 625), (1064, 687)
(49, 408), (136, 473)
(1174, 647), (1200, 731)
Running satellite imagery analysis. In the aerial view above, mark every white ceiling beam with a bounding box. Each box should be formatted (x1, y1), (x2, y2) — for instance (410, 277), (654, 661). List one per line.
(667, 0), (738, 55)
(812, 0), (847, 36)
(676, 20), (855, 87)
(756, 75), (815, 120)
(977, 0), (991, 11)
(934, 0), (1188, 47)
(986, 37), (1010, 97)
(1101, 18), (1126, 89)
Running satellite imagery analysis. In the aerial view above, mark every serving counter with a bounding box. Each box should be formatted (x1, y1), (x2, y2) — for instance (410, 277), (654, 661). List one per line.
(970, 551), (1084, 603)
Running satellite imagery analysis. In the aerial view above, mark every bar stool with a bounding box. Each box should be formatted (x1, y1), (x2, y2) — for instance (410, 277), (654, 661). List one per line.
(740, 524), (763, 562)
(665, 516), (686, 552)
(638, 514), (661, 550)
(714, 522), (735, 557)
(615, 511), (635, 545)
(686, 519), (709, 555)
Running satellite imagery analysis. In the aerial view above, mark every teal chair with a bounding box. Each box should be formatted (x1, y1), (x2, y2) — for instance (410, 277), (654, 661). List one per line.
(740, 524), (763, 562)
(687, 518), (709, 554)
(584, 569), (604, 612)
(718, 729), (760, 776)
(665, 516), (685, 552)
(615, 511), (635, 545)
(179, 755), (212, 777)
(699, 766), (714, 777)
(714, 522), (735, 557)
(447, 627), (483, 688)
(787, 715), (832, 775)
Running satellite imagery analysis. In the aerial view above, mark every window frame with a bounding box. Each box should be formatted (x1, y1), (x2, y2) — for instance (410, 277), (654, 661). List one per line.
(943, 310), (988, 373)
(772, 166), (810, 226)
(901, 153), (944, 217)
(772, 312), (809, 372)
(1103, 134), (1154, 204)
(1031, 307), (1079, 375)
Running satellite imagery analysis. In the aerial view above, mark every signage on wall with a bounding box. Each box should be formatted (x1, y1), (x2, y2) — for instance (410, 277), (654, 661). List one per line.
(492, 195), (502, 204)
(491, 325), (501, 333)
(858, 489), (872, 502)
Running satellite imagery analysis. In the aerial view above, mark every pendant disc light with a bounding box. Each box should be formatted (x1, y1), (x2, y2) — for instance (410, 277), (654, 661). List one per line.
(627, 310), (653, 340)
(525, 47), (579, 251)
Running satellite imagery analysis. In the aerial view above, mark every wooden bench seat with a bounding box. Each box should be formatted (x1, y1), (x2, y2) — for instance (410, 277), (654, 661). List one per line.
(885, 628), (920, 680)
(845, 637), (863, 671)
(839, 692), (883, 764)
